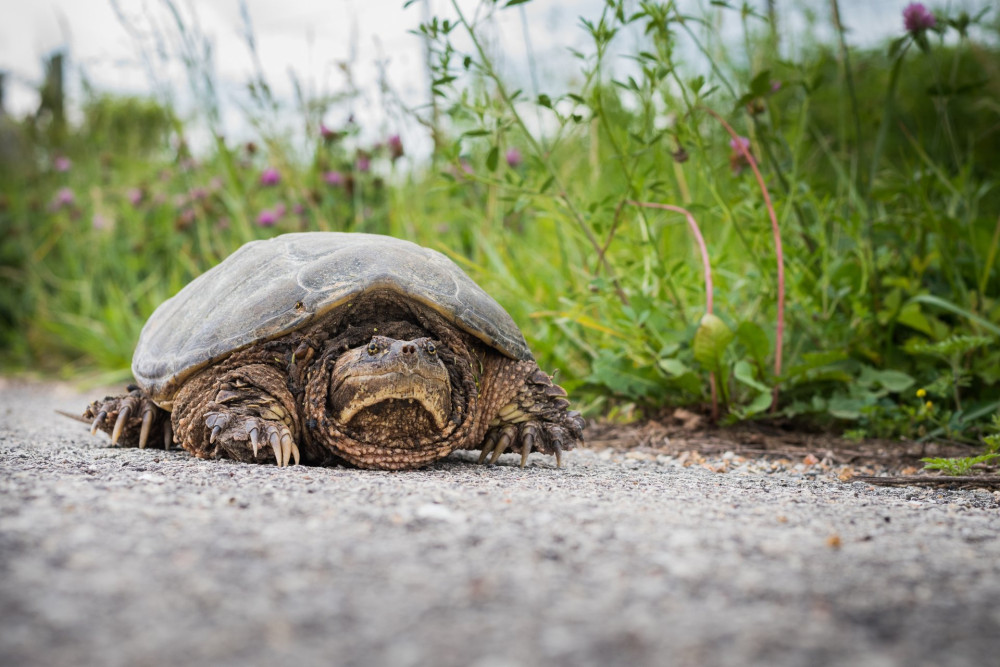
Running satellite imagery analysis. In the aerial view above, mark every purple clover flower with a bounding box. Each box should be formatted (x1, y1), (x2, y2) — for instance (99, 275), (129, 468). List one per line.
(903, 3), (936, 32)
(505, 148), (523, 168)
(256, 209), (279, 227)
(178, 209), (196, 228)
(50, 187), (75, 211)
(92, 213), (111, 230)
(127, 188), (143, 207)
(324, 171), (345, 186)
(320, 123), (338, 141)
(54, 156), (72, 172)
(729, 136), (752, 175)
(356, 156), (371, 173)
(387, 135), (404, 161)
(260, 167), (281, 186)
(729, 136), (751, 153)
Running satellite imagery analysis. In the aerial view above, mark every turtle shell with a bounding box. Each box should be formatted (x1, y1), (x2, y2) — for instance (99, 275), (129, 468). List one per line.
(132, 232), (532, 407)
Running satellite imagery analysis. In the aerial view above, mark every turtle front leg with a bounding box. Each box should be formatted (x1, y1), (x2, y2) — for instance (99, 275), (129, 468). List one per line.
(478, 367), (585, 468)
(172, 364), (301, 467)
(84, 386), (171, 449)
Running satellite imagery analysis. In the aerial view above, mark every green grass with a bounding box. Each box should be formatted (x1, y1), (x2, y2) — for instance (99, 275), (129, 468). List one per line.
(1, 1), (998, 461)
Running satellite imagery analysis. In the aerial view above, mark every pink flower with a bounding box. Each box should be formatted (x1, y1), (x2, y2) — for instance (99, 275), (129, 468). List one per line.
(293, 203), (305, 215)
(903, 3), (935, 32)
(189, 187), (208, 202)
(729, 135), (752, 175)
(256, 209), (279, 227)
(127, 188), (143, 207)
(92, 213), (111, 230)
(178, 208), (196, 228)
(356, 156), (371, 173)
(324, 171), (345, 186)
(729, 136), (751, 153)
(319, 123), (338, 141)
(260, 167), (281, 186)
(770, 80), (782, 93)
(54, 156), (72, 172)
(387, 135), (404, 161)
(49, 187), (75, 211)
(273, 202), (287, 218)
(505, 148), (522, 168)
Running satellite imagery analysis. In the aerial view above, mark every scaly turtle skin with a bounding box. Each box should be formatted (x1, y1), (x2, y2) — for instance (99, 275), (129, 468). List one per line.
(82, 232), (584, 469)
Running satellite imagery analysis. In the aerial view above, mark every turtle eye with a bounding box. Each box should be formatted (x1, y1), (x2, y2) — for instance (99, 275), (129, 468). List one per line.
(426, 342), (436, 355)
(367, 341), (379, 356)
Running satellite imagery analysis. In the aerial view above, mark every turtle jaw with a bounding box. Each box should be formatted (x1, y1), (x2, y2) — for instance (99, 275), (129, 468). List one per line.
(328, 336), (452, 432)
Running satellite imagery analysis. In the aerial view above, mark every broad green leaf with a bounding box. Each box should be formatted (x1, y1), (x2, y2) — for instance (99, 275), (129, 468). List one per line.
(896, 302), (934, 337)
(659, 358), (690, 377)
(485, 146), (499, 171)
(736, 321), (770, 369)
(749, 69), (772, 96)
(743, 391), (773, 416)
(693, 313), (734, 372)
(587, 351), (662, 399)
(858, 367), (915, 393)
(733, 360), (770, 393)
(827, 395), (865, 420)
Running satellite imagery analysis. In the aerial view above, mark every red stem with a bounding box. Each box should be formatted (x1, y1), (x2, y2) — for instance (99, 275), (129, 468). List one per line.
(627, 200), (718, 420)
(701, 108), (785, 410)
(627, 201), (713, 314)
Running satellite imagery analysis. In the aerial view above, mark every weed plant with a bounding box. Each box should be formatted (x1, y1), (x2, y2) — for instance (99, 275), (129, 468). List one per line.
(1, 1), (998, 456)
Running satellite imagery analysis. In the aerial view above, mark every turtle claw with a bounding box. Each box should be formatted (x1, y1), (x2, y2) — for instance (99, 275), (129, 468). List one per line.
(480, 419), (574, 469)
(90, 410), (107, 435)
(248, 422), (261, 457)
(138, 406), (154, 449)
(111, 405), (131, 445)
(488, 427), (515, 465)
(205, 411), (298, 467)
(84, 389), (166, 449)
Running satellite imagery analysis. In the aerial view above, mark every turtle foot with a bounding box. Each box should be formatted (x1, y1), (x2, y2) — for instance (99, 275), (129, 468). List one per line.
(478, 419), (581, 468)
(479, 367), (584, 468)
(203, 410), (299, 467)
(84, 387), (171, 449)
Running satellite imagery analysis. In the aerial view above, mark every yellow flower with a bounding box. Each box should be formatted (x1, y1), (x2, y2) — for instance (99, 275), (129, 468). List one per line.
(925, 401), (933, 410)
(916, 388), (927, 398)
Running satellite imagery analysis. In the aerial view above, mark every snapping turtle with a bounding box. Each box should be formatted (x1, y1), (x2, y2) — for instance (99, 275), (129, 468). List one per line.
(82, 232), (583, 469)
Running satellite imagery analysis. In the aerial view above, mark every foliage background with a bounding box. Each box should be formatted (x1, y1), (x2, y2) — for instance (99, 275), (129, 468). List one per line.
(1, 0), (998, 448)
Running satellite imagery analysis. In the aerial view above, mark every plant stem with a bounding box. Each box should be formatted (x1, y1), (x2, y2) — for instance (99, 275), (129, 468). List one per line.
(449, 0), (627, 305)
(702, 108), (784, 409)
(627, 200), (717, 420)
(829, 0), (864, 189)
(980, 215), (1000, 299)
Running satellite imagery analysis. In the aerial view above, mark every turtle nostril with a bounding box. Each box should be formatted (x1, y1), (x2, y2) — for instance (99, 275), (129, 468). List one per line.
(402, 344), (415, 354)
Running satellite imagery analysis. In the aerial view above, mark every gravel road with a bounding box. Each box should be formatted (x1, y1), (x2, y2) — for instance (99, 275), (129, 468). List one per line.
(2, 379), (999, 667)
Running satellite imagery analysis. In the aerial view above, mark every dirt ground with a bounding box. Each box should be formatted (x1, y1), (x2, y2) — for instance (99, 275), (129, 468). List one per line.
(585, 407), (988, 476)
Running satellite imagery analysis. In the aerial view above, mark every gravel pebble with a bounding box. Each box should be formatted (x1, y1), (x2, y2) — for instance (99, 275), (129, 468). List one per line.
(1, 379), (999, 667)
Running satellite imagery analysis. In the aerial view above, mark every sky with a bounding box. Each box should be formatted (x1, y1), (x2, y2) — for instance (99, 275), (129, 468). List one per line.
(0, 0), (987, 160)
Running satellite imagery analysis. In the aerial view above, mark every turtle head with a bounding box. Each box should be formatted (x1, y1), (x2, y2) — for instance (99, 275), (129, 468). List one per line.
(327, 336), (452, 433)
